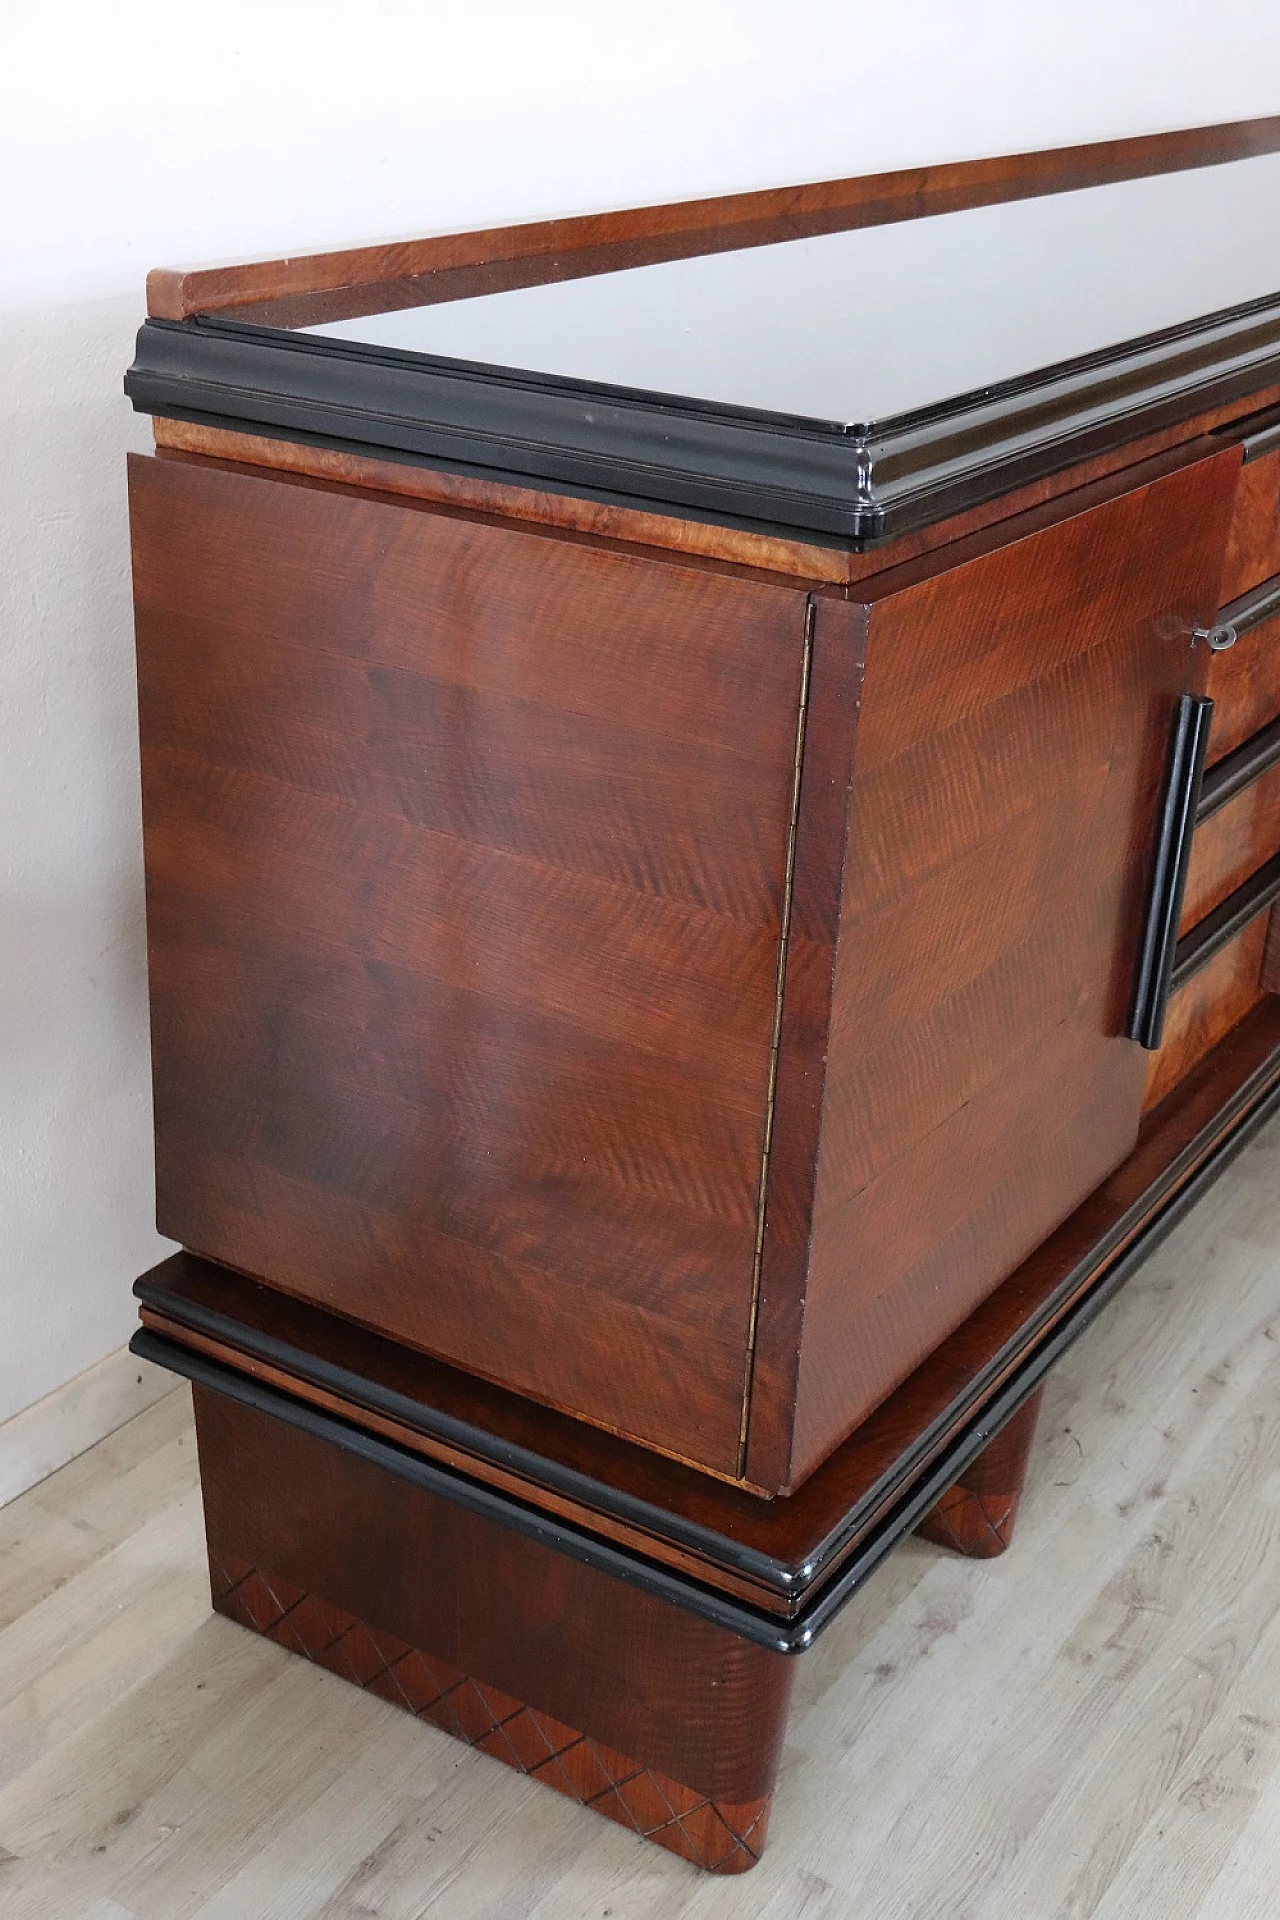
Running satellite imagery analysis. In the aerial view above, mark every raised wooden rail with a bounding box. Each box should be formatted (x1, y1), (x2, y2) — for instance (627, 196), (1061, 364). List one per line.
(148, 114), (1280, 330)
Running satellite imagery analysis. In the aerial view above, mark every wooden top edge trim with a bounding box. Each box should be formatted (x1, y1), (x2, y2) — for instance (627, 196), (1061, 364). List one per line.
(146, 114), (1280, 321)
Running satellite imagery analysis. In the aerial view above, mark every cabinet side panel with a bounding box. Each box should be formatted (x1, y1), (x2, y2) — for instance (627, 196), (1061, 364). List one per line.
(787, 451), (1240, 1485)
(129, 453), (810, 1476)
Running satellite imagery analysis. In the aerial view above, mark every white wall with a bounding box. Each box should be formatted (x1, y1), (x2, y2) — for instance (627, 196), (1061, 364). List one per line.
(4, 0), (1280, 1426)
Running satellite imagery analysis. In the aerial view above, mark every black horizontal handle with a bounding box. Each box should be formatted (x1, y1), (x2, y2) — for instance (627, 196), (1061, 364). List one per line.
(1128, 693), (1215, 1051)
(1169, 852), (1280, 995)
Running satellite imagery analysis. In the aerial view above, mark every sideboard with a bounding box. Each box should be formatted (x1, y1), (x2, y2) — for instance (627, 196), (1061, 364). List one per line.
(125, 115), (1280, 1871)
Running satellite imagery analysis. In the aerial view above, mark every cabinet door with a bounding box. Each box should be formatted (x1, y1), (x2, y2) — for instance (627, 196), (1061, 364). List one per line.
(747, 446), (1241, 1490)
(129, 453), (813, 1477)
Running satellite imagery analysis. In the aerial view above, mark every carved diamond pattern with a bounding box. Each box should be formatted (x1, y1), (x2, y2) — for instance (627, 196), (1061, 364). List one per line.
(916, 1486), (1019, 1558)
(208, 1554), (770, 1872)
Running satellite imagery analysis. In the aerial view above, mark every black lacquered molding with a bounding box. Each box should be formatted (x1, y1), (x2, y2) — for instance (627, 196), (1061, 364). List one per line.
(1170, 851), (1280, 992)
(131, 1321), (1066, 1653)
(125, 317), (881, 543)
(134, 1261), (801, 1597)
(131, 1326), (805, 1651)
(1130, 694), (1215, 1049)
(126, 279), (1280, 545)
(1242, 415), (1280, 461)
(1198, 713), (1280, 820)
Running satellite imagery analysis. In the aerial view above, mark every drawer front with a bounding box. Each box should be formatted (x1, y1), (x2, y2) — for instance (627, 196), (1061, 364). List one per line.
(1221, 444), (1280, 602)
(1143, 642), (1280, 1114)
(1203, 602), (1280, 764)
(1182, 759), (1280, 926)
(1144, 912), (1272, 1111)
(130, 452), (815, 1478)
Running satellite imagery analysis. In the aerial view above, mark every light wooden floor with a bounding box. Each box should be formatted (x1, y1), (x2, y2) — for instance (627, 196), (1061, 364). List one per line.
(5, 1121), (1280, 1918)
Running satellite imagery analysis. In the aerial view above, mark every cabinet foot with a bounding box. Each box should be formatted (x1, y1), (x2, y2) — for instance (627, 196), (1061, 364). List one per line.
(193, 1384), (791, 1873)
(915, 1386), (1045, 1558)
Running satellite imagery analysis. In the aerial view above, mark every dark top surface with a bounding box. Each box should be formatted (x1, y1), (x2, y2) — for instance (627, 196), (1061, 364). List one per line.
(126, 151), (1280, 544)
(306, 153), (1280, 427)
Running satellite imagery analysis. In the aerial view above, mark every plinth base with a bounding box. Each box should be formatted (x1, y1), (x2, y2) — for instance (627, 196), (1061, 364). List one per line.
(142, 1006), (1280, 1872)
(192, 1384), (790, 1873)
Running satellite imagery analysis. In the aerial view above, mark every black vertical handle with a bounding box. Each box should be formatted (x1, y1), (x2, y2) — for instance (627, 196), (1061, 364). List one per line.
(1128, 692), (1214, 1050)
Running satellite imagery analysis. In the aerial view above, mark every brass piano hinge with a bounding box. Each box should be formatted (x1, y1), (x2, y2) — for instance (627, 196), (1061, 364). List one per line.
(737, 595), (815, 1477)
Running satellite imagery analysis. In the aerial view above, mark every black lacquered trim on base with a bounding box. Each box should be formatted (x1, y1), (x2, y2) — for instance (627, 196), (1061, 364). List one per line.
(133, 1263), (792, 1595)
(136, 1019), (1280, 1649)
(135, 1325), (803, 1648)
(1241, 412), (1280, 461)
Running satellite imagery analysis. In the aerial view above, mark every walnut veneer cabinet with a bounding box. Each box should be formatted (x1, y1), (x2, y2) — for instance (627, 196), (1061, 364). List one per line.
(127, 118), (1280, 1870)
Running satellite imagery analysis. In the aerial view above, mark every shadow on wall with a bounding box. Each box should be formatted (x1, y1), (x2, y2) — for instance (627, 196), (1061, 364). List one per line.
(0, 295), (173, 1426)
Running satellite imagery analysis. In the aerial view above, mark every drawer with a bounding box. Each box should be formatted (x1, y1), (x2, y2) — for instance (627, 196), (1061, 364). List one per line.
(1202, 596), (1280, 764)
(1221, 442), (1280, 602)
(1181, 758), (1280, 926)
(1144, 911), (1272, 1111)
(1140, 688), (1280, 1112)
